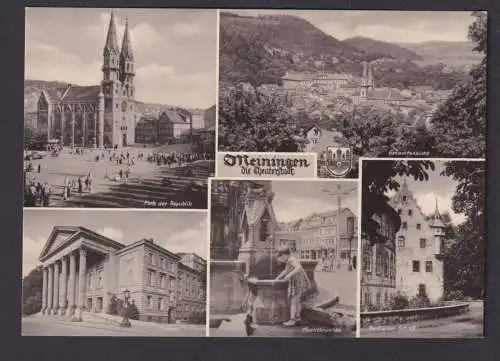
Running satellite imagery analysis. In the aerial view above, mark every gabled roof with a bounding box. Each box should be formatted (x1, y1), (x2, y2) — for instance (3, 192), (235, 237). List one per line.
(39, 226), (125, 261)
(239, 196), (277, 229)
(160, 110), (187, 124)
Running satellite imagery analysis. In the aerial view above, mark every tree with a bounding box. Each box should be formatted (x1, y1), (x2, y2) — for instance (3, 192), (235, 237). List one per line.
(22, 266), (43, 316)
(428, 12), (487, 158)
(335, 105), (403, 158)
(218, 83), (300, 152)
(24, 125), (47, 150)
(395, 124), (437, 155)
(362, 160), (435, 242)
(440, 161), (485, 298)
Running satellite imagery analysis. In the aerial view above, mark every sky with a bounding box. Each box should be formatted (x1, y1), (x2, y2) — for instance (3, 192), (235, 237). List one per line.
(272, 180), (358, 223)
(226, 10), (475, 43)
(384, 160), (475, 225)
(25, 8), (217, 109)
(22, 210), (207, 277)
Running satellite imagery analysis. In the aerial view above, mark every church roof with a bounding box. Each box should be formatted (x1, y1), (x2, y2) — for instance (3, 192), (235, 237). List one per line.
(61, 85), (102, 102)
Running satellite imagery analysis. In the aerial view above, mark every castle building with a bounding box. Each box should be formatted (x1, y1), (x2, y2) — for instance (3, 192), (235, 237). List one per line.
(388, 180), (445, 303)
(37, 226), (206, 323)
(36, 11), (136, 148)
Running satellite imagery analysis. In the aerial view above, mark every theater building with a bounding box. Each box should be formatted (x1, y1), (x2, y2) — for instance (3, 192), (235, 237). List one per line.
(389, 180), (445, 303)
(37, 226), (206, 323)
(36, 11), (136, 148)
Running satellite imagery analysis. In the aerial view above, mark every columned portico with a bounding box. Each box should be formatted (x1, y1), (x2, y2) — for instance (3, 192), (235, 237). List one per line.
(38, 226), (136, 321)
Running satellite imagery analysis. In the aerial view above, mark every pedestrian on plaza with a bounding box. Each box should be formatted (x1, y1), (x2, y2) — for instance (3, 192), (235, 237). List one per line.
(63, 178), (68, 200)
(37, 164), (41, 173)
(43, 183), (51, 206)
(78, 177), (82, 195)
(275, 246), (312, 327)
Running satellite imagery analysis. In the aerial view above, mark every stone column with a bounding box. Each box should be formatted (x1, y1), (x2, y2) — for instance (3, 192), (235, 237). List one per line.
(47, 264), (54, 314)
(58, 256), (68, 315)
(52, 261), (60, 314)
(102, 255), (109, 313)
(68, 251), (77, 315)
(41, 267), (48, 314)
(75, 248), (87, 320)
(71, 109), (76, 148)
(82, 108), (87, 147)
(93, 112), (97, 148)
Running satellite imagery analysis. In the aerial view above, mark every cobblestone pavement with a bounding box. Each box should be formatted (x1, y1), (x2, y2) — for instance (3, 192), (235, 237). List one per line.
(24, 148), (213, 209)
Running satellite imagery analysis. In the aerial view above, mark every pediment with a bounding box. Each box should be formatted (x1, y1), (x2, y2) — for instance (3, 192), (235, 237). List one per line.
(38, 227), (80, 260)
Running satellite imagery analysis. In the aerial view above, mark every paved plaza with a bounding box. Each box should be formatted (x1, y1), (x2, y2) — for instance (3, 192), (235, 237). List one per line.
(22, 312), (206, 337)
(24, 147), (214, 209)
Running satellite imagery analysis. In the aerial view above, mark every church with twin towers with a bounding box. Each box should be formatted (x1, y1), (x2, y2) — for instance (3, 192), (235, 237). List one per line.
(36, 11), (136, 148)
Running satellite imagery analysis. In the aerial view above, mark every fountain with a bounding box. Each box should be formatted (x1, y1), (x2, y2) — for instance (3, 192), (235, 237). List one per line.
(210, 181), (358, 330)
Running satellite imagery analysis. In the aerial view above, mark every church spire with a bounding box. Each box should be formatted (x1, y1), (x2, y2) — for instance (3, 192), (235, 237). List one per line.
(121, 17), (134, 60)
(103, 10), (119, 55)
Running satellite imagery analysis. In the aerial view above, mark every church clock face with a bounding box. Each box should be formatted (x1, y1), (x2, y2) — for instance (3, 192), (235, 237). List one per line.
(121, 100), (127, 112)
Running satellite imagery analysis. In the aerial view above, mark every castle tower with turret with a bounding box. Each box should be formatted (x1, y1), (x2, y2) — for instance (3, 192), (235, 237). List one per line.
(388, 180), (445, 303)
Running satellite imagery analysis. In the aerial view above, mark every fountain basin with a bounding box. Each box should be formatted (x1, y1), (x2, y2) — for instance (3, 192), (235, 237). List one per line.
(247, 278), (290, 325)
(210, 260), (246, 314)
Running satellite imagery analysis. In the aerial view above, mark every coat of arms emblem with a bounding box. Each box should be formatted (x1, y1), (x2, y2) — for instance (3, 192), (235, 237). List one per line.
(325, 147), (352, 177)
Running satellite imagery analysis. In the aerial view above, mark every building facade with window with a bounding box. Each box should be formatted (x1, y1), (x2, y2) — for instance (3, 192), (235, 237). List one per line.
(361, 196), (401, 311)
(134, 116), (158, 144)
(176, 262), (205, 320)
(37, 226), (206, 324)
(157, 110), (192, 142)
(275, 208), (357, 272)
(389, 180), (445, 303)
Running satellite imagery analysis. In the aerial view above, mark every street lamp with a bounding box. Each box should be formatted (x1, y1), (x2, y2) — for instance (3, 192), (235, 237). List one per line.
(120, 289), (132, 328)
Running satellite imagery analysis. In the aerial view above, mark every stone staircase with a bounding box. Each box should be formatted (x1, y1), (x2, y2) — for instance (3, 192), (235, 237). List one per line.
(51, 161), (213, 208)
